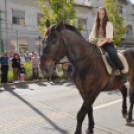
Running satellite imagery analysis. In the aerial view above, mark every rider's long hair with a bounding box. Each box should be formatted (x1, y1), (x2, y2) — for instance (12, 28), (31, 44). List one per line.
(94, 7), (109, 38)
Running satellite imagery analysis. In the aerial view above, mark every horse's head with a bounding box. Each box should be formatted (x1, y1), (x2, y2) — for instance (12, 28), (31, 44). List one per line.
(41, 19), (66, 77)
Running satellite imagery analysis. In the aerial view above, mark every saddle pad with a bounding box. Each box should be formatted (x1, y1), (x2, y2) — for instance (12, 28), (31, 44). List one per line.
(98, 48), (129, 76)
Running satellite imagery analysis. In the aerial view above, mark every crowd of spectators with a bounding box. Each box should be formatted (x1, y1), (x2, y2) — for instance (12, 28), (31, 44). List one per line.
(0, 51), (73, 84)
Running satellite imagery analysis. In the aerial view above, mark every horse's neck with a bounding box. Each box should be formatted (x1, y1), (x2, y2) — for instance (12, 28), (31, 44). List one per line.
(63, 30), (94, 71)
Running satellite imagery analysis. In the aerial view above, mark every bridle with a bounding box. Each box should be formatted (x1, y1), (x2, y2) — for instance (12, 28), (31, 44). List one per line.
(42, 36), (64, 64)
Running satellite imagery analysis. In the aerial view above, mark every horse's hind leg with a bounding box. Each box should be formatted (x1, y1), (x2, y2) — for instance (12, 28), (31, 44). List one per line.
(119, 85), (128, 117)
(126, 79), (134, 125)
(126, 93), (134, 124)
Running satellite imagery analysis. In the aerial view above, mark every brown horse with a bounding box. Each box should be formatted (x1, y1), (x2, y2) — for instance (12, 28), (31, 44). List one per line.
(40, 19), (134, 134)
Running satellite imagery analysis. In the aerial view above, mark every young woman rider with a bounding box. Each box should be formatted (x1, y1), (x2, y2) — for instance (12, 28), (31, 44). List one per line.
(89, 7), (128, 83)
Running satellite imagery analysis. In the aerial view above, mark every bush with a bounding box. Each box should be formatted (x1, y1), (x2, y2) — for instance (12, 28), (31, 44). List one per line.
(0, 62), (63, 82)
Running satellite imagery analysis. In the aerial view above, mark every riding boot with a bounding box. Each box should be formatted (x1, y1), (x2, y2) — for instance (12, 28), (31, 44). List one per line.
(121, 73), (128, 83)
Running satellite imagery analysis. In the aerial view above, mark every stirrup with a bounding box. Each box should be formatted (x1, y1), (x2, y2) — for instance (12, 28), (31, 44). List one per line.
(121, 73), (128, 83)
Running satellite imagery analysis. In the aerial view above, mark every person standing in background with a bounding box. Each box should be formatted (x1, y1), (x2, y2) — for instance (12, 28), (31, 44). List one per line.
(25, 51), (29, 62)
(9, 54), (13, 69)
(68, 61), (73, 80)
(31, 52), (40, 81)
(29, 53), (33, 62)
(62, 56), (70, 81)
(20, 62), (25, 82)
(20, 52), (25, 64)
(11, 53), (20, 83)
(0, 51), (9, 84)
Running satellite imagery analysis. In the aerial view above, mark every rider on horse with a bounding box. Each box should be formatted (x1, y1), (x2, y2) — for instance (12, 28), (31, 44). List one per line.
(89, 7), (128, 83)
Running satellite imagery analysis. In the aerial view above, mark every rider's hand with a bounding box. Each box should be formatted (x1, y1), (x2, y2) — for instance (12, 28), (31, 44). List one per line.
(89, 39), (94, 44)
(96, 42), (102, 47)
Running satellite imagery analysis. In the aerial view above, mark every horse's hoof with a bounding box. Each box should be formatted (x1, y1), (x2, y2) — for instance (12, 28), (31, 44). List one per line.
(122, 113), (128, 118)
(125, 121), (132, 125)
(85, 129), (93, 134)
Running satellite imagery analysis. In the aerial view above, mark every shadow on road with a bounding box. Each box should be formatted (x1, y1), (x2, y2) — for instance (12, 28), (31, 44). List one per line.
(0, 87), (69, 134)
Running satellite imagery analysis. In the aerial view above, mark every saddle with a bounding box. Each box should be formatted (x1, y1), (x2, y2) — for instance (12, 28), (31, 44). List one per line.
(98, 47), (129, 76)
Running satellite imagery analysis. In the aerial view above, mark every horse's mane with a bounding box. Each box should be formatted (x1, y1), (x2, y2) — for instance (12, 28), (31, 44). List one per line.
(64, 24), (84, 39)
(48, 24), (84, 39)
(44, 23), (85, 40)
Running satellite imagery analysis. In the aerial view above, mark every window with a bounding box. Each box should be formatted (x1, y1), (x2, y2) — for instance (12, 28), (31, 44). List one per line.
(127, 25), (133, 35)
(78, 18), (87, 30)
(38, 13), (44, 26)
(118, 0), (128, 3)
(10, 38), (28, 56)
(12, 10), (25, 25)
(117, 6), (123, 14)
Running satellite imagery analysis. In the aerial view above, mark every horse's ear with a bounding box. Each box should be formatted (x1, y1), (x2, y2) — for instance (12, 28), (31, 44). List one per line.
(55, 19), (64, 32)
(46, 19), (51, 28)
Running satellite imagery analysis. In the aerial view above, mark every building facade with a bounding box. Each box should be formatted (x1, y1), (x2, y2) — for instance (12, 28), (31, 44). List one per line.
(0, 0), (43, 55)
(0, 0), (134, 55)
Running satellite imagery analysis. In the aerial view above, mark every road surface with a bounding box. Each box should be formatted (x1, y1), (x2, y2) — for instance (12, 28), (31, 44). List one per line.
(0, 80), (133, 134)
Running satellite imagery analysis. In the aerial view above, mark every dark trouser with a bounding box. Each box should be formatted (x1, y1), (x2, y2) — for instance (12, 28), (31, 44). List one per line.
(63, 69), (69, 79)
(47, 74), (55, 81)
(32, 68), (38, 79)
(1, 65), (8, 83)
(13, 68), (20, 81)
(100, 42), (124, 70)
(68, 71), (73, 78)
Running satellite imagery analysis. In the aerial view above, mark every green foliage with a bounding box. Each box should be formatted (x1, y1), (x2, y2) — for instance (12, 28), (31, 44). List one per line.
(8, 69), (13, 82)
(0, 62), (63, 82)
(36, 0), (84, 35)
(24, 62), (32, 73)
(56, 66), (63, 77)
(25, 71), (33, 81)
(77, 22), (84, 33)
(105, 0), (127, 46)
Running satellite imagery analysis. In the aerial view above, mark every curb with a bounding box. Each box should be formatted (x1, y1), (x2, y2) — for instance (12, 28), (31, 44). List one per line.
(0, 77), (63, 88)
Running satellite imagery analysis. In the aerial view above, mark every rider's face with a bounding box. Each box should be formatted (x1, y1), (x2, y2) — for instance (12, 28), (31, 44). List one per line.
(98, 9), (105, 21)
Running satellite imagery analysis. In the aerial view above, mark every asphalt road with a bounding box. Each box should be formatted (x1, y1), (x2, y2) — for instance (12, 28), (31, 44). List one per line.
(0, 80), (133, 134)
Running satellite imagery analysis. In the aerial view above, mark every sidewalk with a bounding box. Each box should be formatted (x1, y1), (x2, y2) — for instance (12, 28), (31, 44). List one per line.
(0, 78), (62, 88)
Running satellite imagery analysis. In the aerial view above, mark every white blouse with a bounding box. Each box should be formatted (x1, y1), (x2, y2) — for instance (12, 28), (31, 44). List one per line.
(89, 21), (114, 43)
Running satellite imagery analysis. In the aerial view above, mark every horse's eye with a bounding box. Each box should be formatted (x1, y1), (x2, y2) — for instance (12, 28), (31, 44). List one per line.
(51, 39), (57, 44)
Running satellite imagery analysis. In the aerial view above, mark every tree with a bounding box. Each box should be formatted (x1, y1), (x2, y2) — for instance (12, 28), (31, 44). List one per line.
(105, 0), (127, 46)
(36, 0), (84, 36)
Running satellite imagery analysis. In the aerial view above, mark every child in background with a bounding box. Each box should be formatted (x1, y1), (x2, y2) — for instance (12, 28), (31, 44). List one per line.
(11, 53), (20, 83)
(31, 52), (39, 81)
(29, 53), (33, 62)
(20, 62), (25, 82)
(20, 52), (25, 64)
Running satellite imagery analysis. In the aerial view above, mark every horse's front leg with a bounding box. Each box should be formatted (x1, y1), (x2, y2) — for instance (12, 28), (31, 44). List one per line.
(75, 104), (87, 134)
(86, 106), (94, 134)
(74, 89), (100, 134)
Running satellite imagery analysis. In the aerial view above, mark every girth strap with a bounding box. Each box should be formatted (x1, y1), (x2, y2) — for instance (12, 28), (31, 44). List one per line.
(102, 71), (115, 91)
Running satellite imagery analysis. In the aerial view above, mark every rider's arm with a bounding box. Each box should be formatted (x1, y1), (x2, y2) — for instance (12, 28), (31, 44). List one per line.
(98, 21), (113, 46)
(89, 24), (95, 43)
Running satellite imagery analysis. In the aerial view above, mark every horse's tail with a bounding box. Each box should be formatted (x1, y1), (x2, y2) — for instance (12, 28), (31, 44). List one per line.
(124, 49), (134, 100)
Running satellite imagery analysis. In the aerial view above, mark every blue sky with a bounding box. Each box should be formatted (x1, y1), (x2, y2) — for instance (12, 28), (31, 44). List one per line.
(130, 0), (134, 3)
